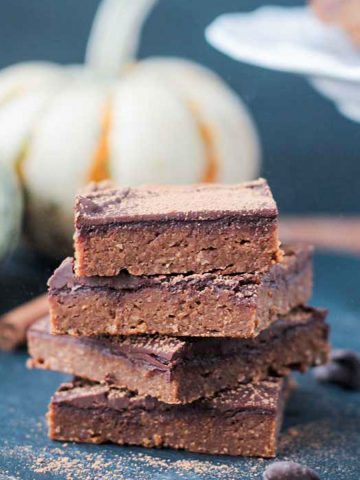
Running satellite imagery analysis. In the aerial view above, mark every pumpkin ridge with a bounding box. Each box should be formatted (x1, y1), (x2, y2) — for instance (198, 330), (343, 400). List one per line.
(0, 87), (27, 108)
(88, 98), (112, 182)
(14, 138), (30, 184)
(187, 101), (219, 183)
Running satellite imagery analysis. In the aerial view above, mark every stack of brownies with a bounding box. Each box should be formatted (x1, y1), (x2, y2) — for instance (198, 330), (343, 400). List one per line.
(28, 179), (329, 457)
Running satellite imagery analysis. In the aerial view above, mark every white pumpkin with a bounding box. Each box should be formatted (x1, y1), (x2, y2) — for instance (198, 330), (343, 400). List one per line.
(0, 162), (22, 262)
(0, 0), (260, 257)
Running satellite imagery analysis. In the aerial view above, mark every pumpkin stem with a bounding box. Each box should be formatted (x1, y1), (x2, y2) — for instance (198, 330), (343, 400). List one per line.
(85, 0), (157, 76)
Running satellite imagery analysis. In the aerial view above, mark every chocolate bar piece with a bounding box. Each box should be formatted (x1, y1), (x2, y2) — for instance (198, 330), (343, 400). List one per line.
(28, 307), (328, 404)
(0, 294), (48, 351)
(74, 179), (282, 277)
(49, 245), (312, 338)
(48, 377), (287, 457)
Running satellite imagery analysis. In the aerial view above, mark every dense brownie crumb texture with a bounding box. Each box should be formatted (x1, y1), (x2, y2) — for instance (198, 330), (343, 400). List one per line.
(25, 177), (330, 459)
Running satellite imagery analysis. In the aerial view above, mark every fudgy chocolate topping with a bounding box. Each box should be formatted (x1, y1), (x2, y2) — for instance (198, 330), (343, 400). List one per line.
(48, 244), (312, 294)
(53, 377), (285, 415)
(75, 179), (278, 227)
(32, 318), (185, 363)
(48, 258), (156, 291)
(32, 307), (327, 370)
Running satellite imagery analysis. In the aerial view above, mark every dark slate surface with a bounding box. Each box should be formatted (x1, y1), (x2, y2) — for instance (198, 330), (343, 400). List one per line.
(0, 250), (360, 479)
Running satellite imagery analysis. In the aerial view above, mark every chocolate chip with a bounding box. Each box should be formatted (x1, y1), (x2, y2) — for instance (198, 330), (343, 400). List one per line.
(263, 461), (320, 480)
(314, 349), (360, 390)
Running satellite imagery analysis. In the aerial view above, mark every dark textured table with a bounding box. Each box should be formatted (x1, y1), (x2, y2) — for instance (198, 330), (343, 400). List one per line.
(0, 249), (360, 479)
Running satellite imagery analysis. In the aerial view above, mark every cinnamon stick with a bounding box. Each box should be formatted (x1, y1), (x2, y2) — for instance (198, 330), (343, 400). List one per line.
(0, 294), (49, 351)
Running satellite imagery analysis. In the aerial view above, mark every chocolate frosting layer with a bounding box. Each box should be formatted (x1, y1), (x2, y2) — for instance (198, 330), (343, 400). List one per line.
(53, 377), (285, 415)
(75, 179), (278, 227)
(32, 306), (327, 370)
(48, 244), (312, 294)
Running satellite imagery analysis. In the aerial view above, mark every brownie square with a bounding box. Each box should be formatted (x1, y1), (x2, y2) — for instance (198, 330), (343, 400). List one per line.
(48, 377), (288, 457)
(74, 179), (282, 277)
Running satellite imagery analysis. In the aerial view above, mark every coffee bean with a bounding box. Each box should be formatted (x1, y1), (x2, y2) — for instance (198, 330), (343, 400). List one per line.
(263, 461), (320, 480)
(314, 349), (360, 390)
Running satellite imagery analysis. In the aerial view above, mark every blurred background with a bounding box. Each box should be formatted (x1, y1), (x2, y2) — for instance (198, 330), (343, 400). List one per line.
(0, 0), (358, 215)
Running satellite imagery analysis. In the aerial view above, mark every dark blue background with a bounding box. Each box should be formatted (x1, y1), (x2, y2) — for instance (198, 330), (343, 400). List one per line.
(0, 0), (358, 214)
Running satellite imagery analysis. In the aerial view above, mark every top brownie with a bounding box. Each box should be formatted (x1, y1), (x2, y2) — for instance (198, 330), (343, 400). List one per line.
(74, 179), (281, 277)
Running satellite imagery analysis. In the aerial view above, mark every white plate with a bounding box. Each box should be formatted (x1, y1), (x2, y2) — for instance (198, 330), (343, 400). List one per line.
(206, 5), (360, 122)
(206, 6), (360, 81)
